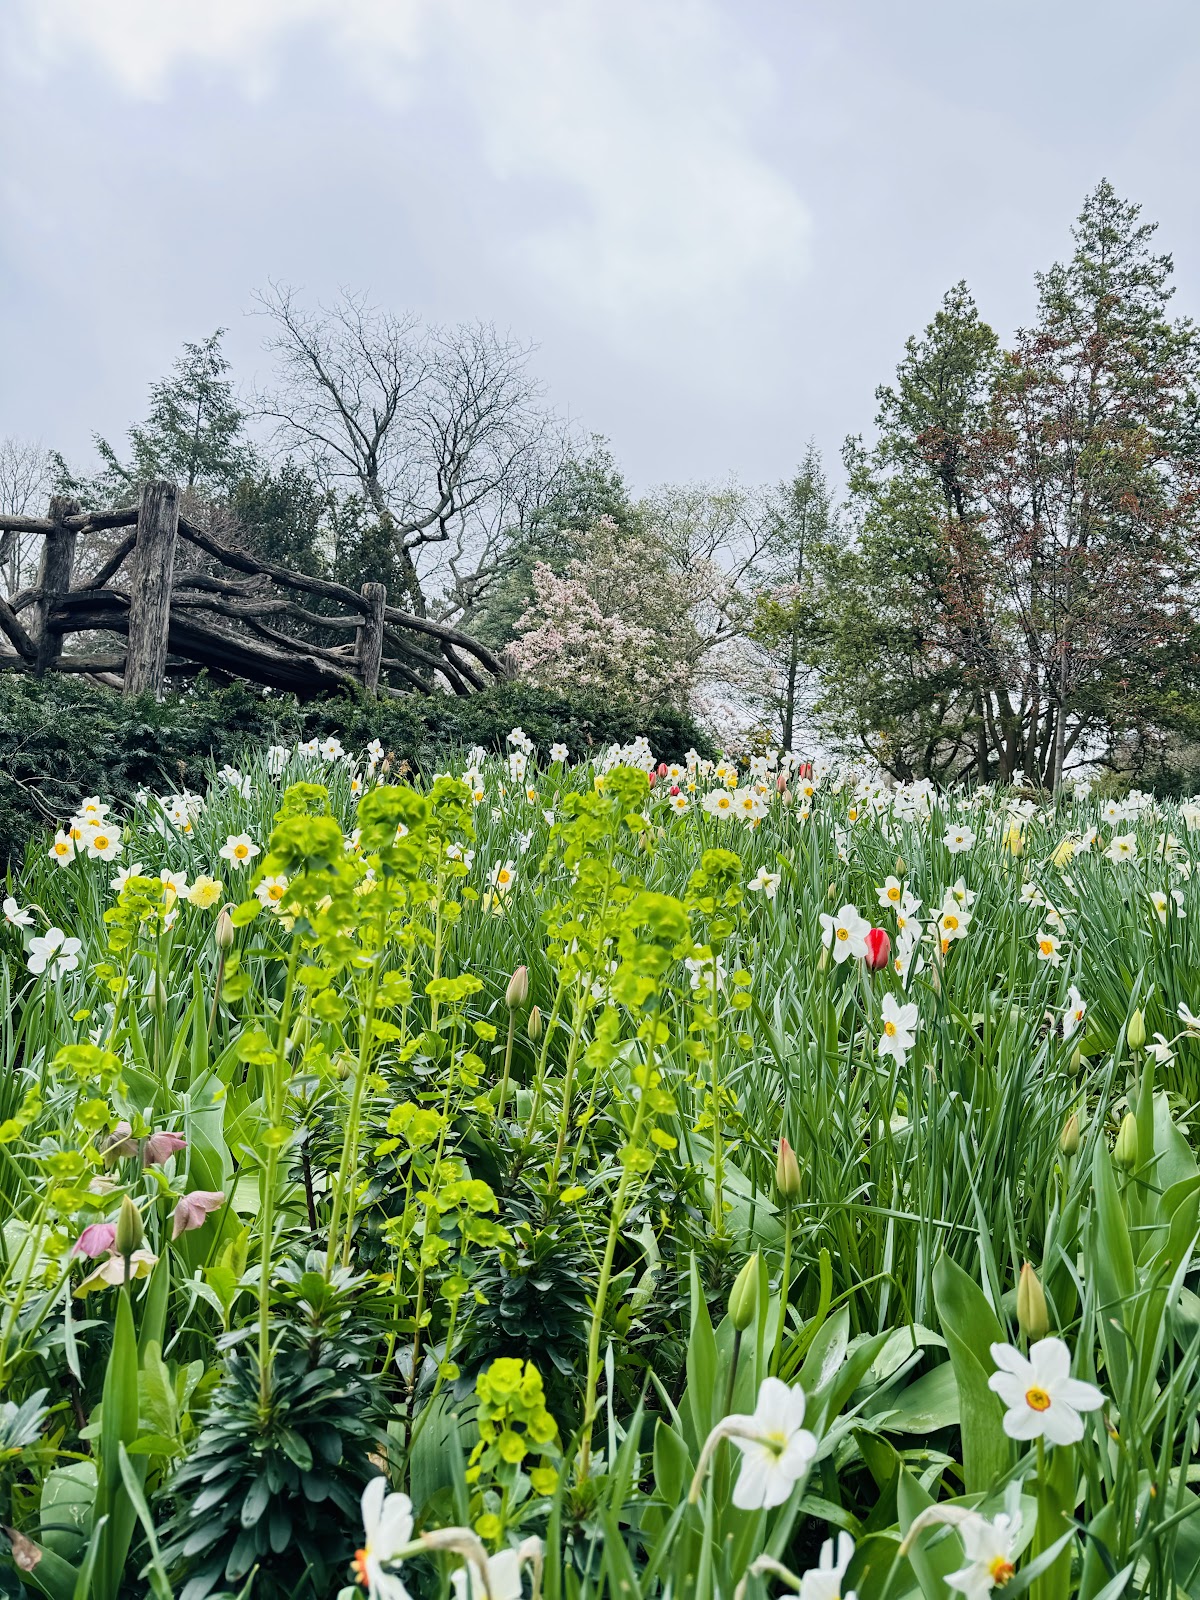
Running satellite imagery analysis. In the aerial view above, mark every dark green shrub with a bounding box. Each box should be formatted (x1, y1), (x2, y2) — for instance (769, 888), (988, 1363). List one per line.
(0, 673), (716, 864)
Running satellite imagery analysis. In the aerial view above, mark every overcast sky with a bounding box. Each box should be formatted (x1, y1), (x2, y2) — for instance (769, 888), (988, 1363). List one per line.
(3, 0), (1199, 495)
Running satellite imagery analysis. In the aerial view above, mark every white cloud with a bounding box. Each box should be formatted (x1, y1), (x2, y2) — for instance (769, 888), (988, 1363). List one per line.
(9, 0), (810, 328)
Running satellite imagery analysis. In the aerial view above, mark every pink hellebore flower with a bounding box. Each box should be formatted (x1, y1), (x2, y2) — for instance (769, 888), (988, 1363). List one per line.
(74, 1222), (118, 1258)
(142, 1130), (187, 1167)
(172, 1190), (226, 1239)
(102, 1121), (138, 1162)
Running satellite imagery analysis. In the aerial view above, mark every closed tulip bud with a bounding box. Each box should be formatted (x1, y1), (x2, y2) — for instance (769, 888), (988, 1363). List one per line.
(775, 1137), (802, 1200)
(826, 883), (837, 900)
(506, 965), (529, 1010)
(115, 1194), (144, 1257)
(1127, 1009), (1146, 1051)
(1017, 1262), (1050, 1341)
(864, 927), (891, 972)
(1114, 1111), (1139, 1170)
(1069, 1046), (1082, 1073)
(658, 763), (669, 779)
(728, 1252), (760, 1332)
(527, 1004), (543, 1043)
(895, 856), (906, 877)
(1059, 1111), (1080, 1157)
(214, 906), (235, 951)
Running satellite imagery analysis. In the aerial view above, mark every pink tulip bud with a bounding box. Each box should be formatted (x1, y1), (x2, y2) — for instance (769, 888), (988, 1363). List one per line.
(657, 763), (669, 779)
(74, 1222), (118, 1258)
(776, 772), (788, 793)
(172, 1189), (226, 1238)
(647, 771), (656, 787)
(142, 1130), (187, 1167)
(669, 784), (681, 796)
(864, 927), (891, 972)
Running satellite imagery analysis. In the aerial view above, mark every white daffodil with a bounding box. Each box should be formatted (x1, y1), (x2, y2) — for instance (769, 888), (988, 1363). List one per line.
(1105, 833), (1137, 863)
(878, 993), (919, 1064)
(1177, 1001), (1200, 1038)
(28, 927), (81, 980)
(1034, 931), (1062, 967)
(490, 860), (517, 893)
(944, 825), (976, 855)
(729, 1378), (817, 1509)
(877, 876), (904, 910)
(1147, 1032), (1176, 1065)
(2, 896), (32, 928)
(945, 1506), (1019, 1598)
(702, 788), (735, 818)
(550, 742), (569, 763)
(988, 1337), (1104, 1445)
(83, 824), (122, 861)
(798, 1531), (855, 1600)
(1062, 985), (1086, 1038)
(449, 1540), (543, 1600)
(219, 834), (260, 870)
(818, 904), (870, 963)
(947, 877), (977, 909)
(698, 1376), (818, 1511)
(353, 1476), (414, 1600)
(48, 830), (75, 866)
(749, 868), (782, 900)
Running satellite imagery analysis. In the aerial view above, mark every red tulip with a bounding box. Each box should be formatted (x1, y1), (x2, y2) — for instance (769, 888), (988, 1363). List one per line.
(864, 927), (891, 972)
(669, 784), (681, 796)
(657, 763), (669, 778)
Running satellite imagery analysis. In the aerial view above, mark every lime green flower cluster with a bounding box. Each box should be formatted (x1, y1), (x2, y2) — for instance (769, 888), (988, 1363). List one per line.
(467, 1357), (560, 1544)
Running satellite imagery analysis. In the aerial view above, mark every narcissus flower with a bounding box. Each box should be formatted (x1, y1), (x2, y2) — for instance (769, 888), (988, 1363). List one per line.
(726, 1377), (818, 1509)
(878, 992), (918, 1063)
(944, 824), (976, 854)
(946, 1507), (1019, 1599)
(749, 867), (781, 899)
(48, 830), (75, 866)
(988, 1336), (1103, 1444)
(186, 875), (223, 908)
(1062, 985), (1086, 1038)
(218, 833), (260, 869)
(818, 904), (870, 963)
(27, 927), (81, 979)
(1034, 931), (1062, 966)
(797, 1531), (855, 1600)
(84, 825), (122, 861)
(2, 896), (32, 928)
(354, 1476), (414, 1600)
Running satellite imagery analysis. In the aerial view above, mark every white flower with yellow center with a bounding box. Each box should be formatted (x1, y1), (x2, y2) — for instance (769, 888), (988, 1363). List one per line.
(878, 993), (918, 1063)
(1062, 985), (1086, 1038)
(1035, 931), (1062, 966)
(48, 830), (75, 867)
(749, 867), (781, 900)
(28, 927), (82, 980)
(218, 834), (260, 870)
(877, 876), (904, 910)
(988, 1337), (1103, 1445)
(490, 860), (517, 893)
(946, 1507), (1019, 1599)
(818, 904), (870, 963)
(702, 788), (734, 817)
(726, 1377), (818, 1510)
(1106, 833), (1137, 863)
(84, 824), (122, 862)
(255, 875), (290, 911)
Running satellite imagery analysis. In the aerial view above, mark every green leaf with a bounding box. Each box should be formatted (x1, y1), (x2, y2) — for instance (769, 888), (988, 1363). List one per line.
(932, 1253), (1010, 1492)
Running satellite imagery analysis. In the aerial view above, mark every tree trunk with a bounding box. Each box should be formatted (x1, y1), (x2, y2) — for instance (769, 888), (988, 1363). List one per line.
(124, 480), (180, 697)
(357, 581), (387, 695)
(33, 495), (80, 675)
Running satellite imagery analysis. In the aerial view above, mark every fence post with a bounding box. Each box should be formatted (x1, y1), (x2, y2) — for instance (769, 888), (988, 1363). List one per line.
(357, 581), (387, 695)
(33, 495), (79, 674)
(124, 480), (179, 697)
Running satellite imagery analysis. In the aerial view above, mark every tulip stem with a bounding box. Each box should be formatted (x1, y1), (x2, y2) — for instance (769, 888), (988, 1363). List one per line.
(771, 1202), (793, 1378)
(724, 1329), (744, 1416)
(497, 1005), (517, 1119)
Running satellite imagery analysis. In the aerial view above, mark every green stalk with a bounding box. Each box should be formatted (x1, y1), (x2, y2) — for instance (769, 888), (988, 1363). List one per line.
(257, 941), (300, 1414)
(771, 1200), (793, 1377)
(577, 1038), (657, 1481)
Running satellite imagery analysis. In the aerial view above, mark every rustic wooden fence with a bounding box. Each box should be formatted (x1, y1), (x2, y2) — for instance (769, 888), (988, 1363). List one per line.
(0, 480), (506, 698)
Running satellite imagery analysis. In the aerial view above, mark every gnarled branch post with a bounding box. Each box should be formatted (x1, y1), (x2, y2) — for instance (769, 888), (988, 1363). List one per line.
(357, 581), (387, 695)
(33, 495), (79, 674)
(124, 480), (179, 697)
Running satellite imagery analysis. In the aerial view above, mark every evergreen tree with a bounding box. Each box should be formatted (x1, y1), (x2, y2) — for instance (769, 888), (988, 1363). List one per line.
(58, 330), (257, 505)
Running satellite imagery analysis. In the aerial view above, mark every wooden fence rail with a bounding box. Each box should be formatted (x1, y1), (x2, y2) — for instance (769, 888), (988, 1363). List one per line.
(0, 479), (506, 699)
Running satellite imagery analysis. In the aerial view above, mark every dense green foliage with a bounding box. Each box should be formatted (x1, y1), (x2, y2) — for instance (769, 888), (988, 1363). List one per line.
(0, 675), (714, 865)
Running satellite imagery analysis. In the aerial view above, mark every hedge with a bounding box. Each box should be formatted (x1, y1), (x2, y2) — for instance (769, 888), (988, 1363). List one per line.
(0, 674), (716, 864)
